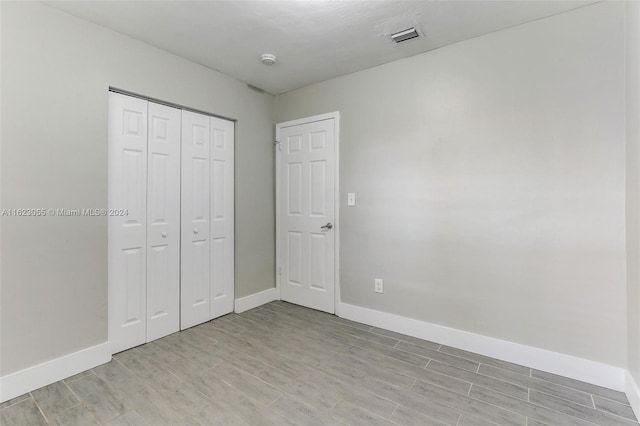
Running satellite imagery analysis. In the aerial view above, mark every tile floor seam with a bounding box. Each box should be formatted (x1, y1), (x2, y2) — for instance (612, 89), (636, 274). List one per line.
(428, 373), (528, 404)
(595, 393), (633, 407)
(388, 402), (399, 419)
(409, 378), (418, 390)
(479, 362), (531, 380)
(494, 396), (592, 426)
(215, 369), (283, 408)
(252, 375), (285, 405)
(0, 395), (33, 412)
(573, 394), (640, 424)
(397, 345), (483, 371)
(30, 397), (49, 425)
(268, 394), (282, 407)
(341, 399), (397, 425)
(473, 382), (610, 426)
(411, 383), (528, 425)
(69, 399), (99, 424)
(475, 367), (599, 408)
(530, 374), (624, 404)
(396, 365), (492, 399)
(45, 388), (99, 426)
(518, 392), (606, 426)
(388, 345), (432, 362)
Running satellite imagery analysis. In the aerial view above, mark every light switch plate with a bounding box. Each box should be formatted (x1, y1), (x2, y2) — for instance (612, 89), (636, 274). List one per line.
(347, 193), (356, 206)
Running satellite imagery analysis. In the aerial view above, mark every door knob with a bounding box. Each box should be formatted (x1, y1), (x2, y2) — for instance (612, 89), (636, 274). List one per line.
(193, 228), (199, 234)
(161, 231), (167, 238)
(321, 222), (333, 230)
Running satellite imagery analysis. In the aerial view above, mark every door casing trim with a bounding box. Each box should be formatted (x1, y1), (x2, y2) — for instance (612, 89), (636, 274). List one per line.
(275, 112), (341, 315)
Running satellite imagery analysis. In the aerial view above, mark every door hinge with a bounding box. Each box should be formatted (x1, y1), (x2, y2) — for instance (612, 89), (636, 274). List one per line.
(273, 140), (281, 151)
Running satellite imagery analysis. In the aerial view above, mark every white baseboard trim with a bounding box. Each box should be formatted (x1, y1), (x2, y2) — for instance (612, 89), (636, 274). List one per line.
(235, 287), (278, 313)
(626, 371), (640, 421)
(0, 342), (111, 403)
(339, 302), (625, 391)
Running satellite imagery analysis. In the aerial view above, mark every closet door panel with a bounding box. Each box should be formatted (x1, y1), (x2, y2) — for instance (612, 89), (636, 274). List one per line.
(147, 102), (181, 341)
(210, 117), (235, 318)
(181, 110), (211, 329)
(108, 92), (148, 353)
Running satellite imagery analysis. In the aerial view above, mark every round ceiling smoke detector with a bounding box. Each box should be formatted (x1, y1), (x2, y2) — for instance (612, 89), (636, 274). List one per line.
(260, 53), (277, 66)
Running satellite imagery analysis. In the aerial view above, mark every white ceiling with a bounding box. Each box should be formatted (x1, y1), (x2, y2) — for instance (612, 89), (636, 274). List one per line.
(46, 1), (595, 95)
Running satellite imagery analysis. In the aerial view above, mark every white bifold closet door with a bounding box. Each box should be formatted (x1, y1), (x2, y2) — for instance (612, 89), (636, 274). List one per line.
(181, 111), (234, 329)
(108, 93), (148, 353)
(109, 93), (234, 352)
(146, 102), (181, 342)
(108, 93), (181, 353)
(180, 111), (211, 329)
(209, 117), (235, 318)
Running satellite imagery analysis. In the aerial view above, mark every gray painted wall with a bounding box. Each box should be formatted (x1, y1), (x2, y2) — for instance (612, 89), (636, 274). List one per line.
(626, 1), (640, 384)
(276, 2), (627, 366)
(0, 1), (274, 375)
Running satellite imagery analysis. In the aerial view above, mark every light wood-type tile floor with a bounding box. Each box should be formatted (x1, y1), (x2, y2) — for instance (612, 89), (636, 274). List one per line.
(1, 301), (637, 425)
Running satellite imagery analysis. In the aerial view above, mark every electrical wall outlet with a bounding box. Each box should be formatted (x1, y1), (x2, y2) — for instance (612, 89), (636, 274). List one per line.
(374, 278), (384, 293)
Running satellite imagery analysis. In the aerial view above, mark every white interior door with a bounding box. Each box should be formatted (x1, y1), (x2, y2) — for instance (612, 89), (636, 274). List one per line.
(210, 117), (235, 318)
(146, 102), (181, 341)
(278, 117), (337, 313)
(108, 92), (148, 353)
(181, 110), (211, 329)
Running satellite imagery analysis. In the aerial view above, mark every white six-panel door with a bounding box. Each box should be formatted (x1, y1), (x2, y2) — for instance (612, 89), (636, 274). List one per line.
(108, 92), (148, 353)
(278, 118), (336, 313)
(146, 102), (181, 341)
(180, 110), (212, 329)
(210, 117), (235, 318)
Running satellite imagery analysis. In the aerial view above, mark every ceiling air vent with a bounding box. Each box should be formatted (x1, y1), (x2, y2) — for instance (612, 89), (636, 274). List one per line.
(391, 27), (419, 43)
